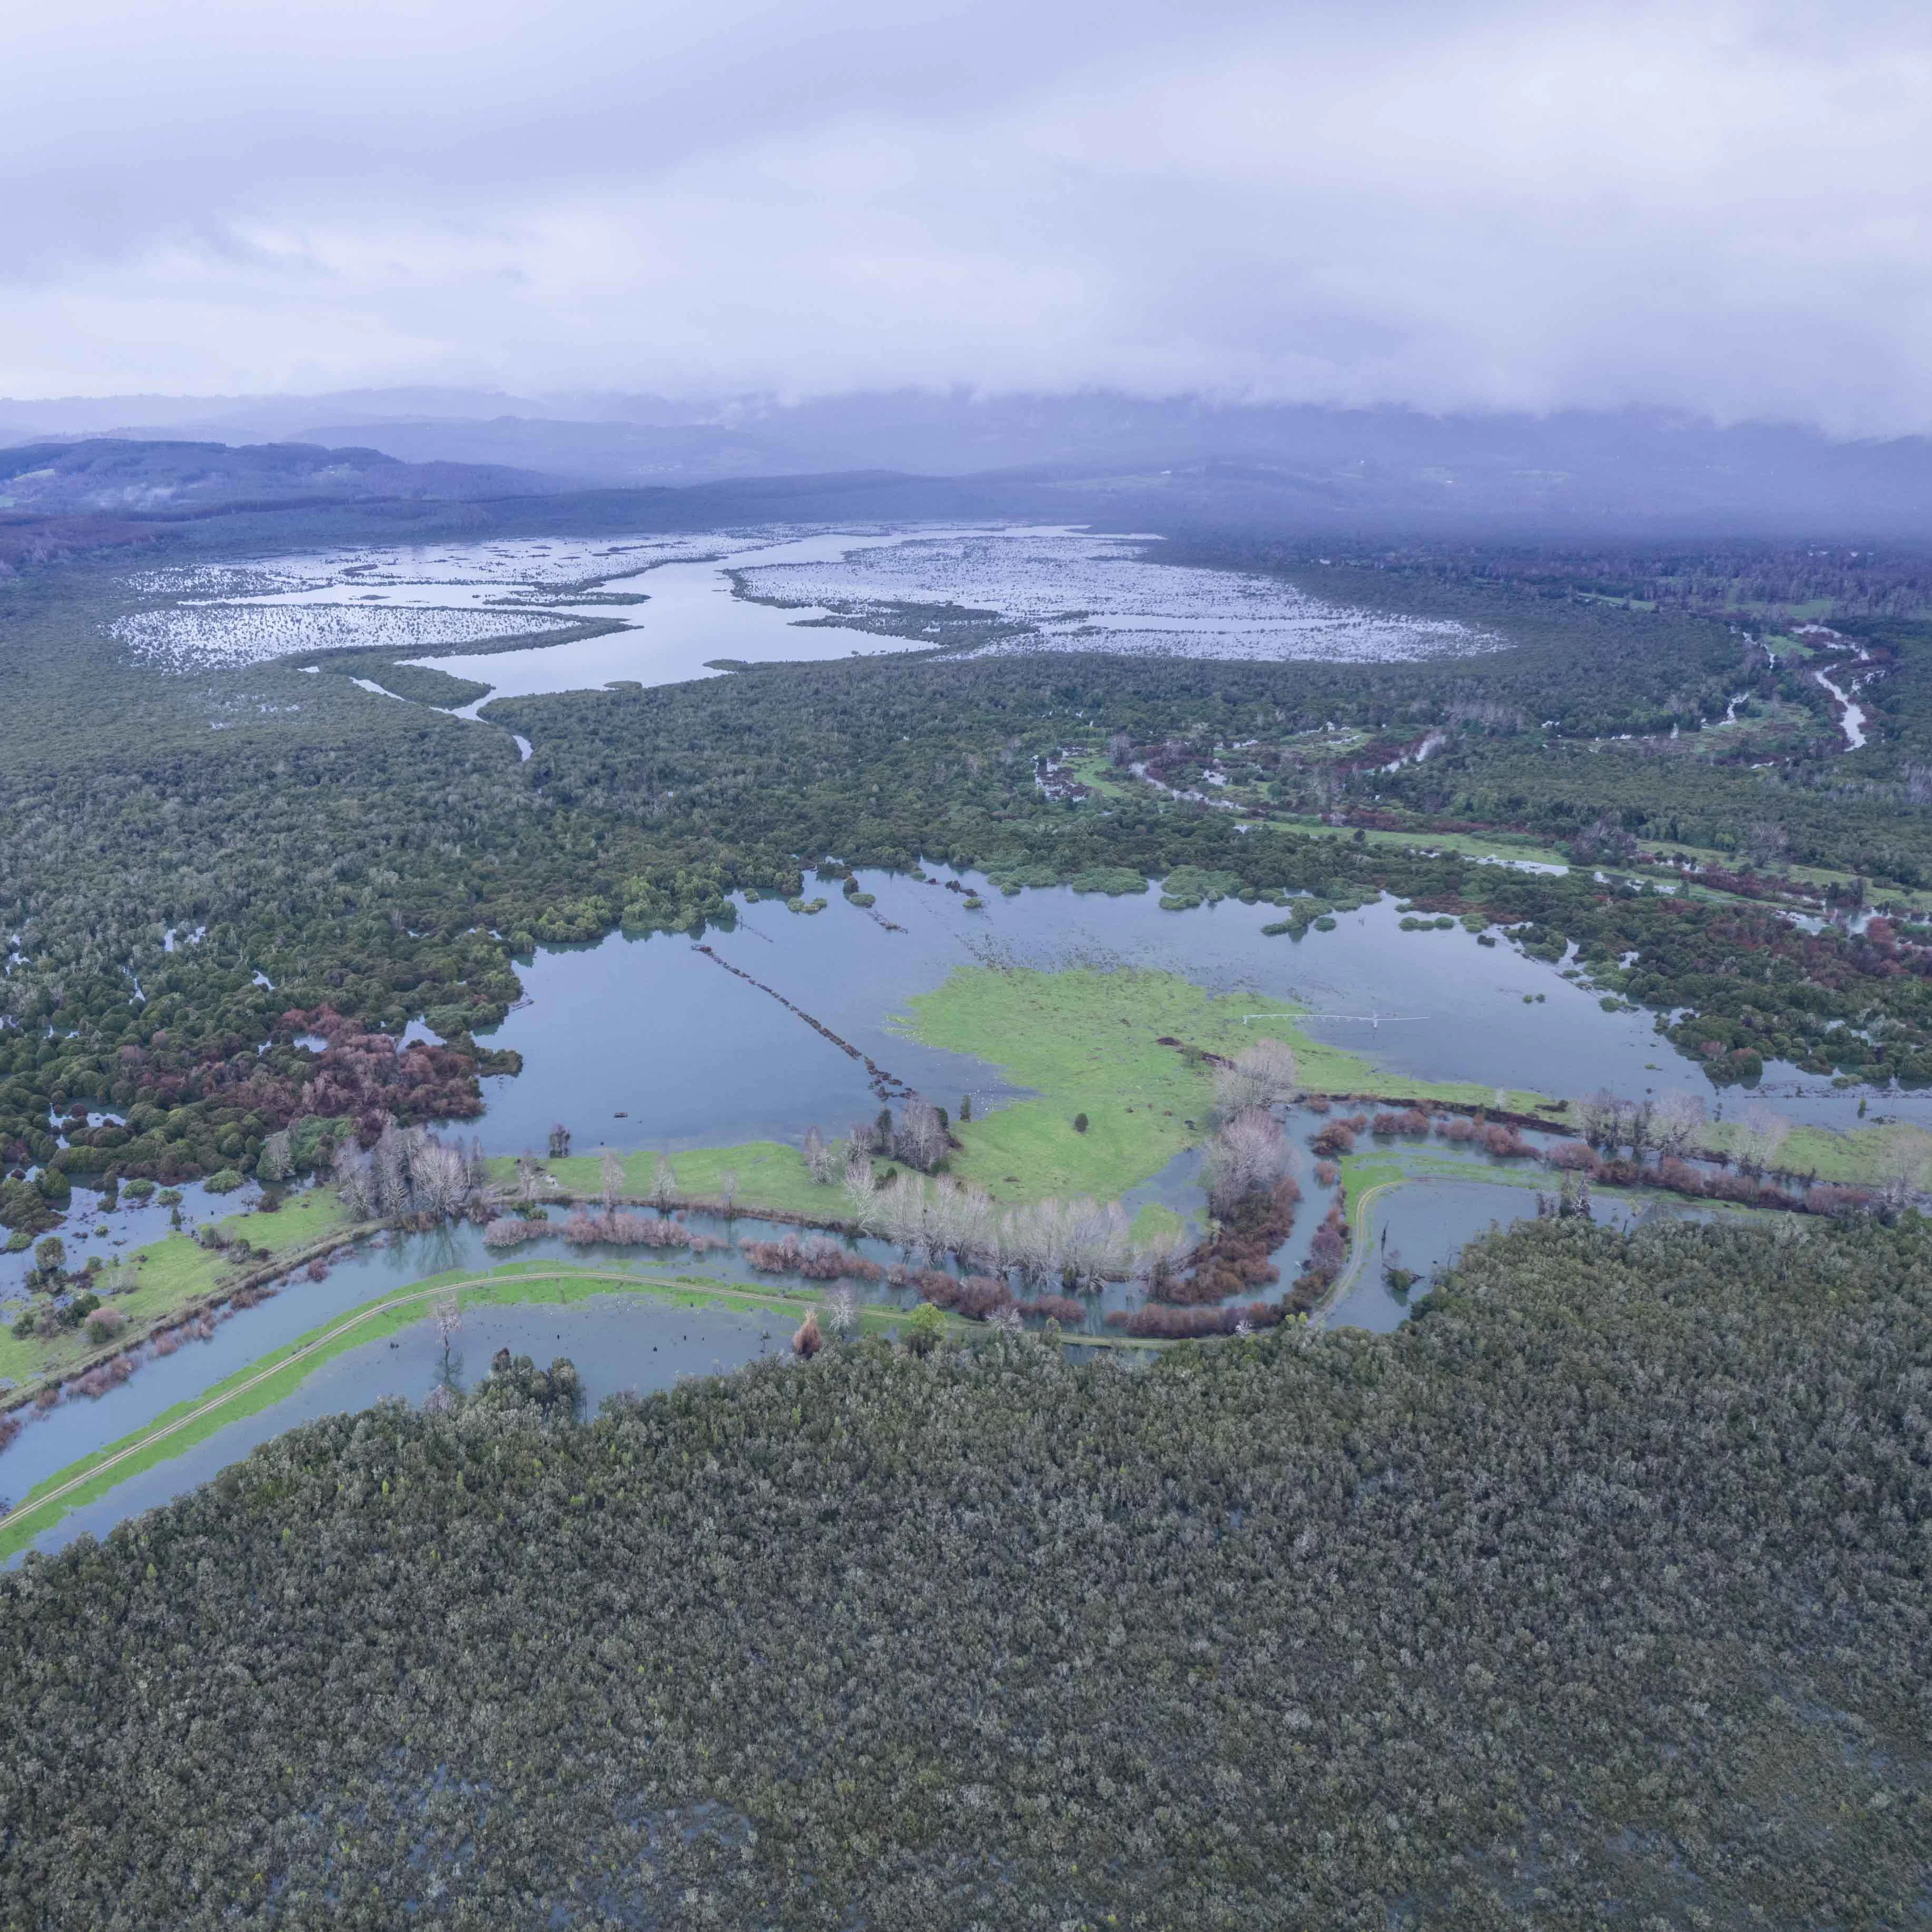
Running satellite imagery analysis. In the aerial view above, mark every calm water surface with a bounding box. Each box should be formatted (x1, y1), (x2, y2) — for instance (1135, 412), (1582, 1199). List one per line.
(5, 865), (1889, 1543)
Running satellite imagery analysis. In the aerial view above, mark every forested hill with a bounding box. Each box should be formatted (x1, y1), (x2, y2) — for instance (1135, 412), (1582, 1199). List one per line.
(2, 1214), (1927, 1927)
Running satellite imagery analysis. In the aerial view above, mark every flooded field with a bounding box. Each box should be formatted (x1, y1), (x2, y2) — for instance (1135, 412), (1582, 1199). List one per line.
(110, 523), (1490, 697)
(8, 845), (1881, 1566)
(13, 527), (1908, 1559)
(740, 526), (1489, 661)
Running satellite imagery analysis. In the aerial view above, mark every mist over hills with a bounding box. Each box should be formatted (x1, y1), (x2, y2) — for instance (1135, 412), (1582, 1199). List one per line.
(7, 389), (1932, 535)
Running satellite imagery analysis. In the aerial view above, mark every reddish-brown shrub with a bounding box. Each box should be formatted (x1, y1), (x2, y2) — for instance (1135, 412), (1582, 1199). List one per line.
(1545, 1140), (1597, 1171)
(1014, 1294), (1085, 1325)
(1314, 1160), (1339, 1187)
(1310, 1123), (1356, 1158)
(1654, 1156), (1708, 1196)
(742, 1234), (882, 1282)
(1109, 1300), (1284, 1338)
(1807, 1182), (1874, 1217)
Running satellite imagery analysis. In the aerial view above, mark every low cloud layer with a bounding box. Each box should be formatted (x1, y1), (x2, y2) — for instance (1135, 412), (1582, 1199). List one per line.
(6, 0), (1930, 432)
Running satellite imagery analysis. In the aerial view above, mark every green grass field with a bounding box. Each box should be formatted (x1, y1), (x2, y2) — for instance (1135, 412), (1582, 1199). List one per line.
(895, 965), (1558, 1202)
(486, 1139), (846, 1221)
(0, 1186), (356, 1400)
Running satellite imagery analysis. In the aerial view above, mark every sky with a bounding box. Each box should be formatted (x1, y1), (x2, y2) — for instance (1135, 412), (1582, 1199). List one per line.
(5, 0), (1931, 432)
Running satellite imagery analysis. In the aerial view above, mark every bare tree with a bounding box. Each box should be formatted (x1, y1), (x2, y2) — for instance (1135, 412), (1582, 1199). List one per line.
(843, 1158), (879, 1230)
(1574, 1091), (1622, 1151)
(1203, 1107), (1289, 1216)
(894, 1098), (948, 1172)
(432, 1294), (462, 1362)
(1732, 1103), (1792, 1180)
(1652, 1090), (1707, 1161)
(802, 1125), (839, 1185)
(650, 1152), (681, 1212)
(1877, 1128), (1932, 1214)
(1214, 1038), (1302, 1118)
(718, 1168), (739, 1216)
(514, 1153), (542, 1209)
(599, 1148), (625, 1215)
(332, 1141), (372, 1219)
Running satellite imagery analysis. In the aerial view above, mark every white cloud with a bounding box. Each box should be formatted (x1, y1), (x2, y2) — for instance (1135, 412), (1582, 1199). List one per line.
(4, 0), (1931, 431)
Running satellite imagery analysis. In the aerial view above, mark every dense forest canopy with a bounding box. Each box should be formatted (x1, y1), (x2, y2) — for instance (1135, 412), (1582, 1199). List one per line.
(2, 1215), (1927, 1927)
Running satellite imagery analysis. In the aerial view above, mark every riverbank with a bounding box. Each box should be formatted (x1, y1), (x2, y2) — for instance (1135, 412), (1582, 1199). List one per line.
(0, 1261), (991, 1560)
(0, 1188), (372, 1415)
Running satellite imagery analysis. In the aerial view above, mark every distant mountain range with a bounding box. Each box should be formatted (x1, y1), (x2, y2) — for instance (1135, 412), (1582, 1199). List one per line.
(0, 436), (564, 517)
(5, 389), (1932, 534)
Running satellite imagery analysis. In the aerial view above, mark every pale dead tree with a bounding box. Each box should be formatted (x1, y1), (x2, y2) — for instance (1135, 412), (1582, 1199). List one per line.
(843, 1158), (879, 1230)
(432, 1294), (462, 1361)
(599, 1148), (625, 1214)
(802, 1125), (839, 1185)
(1624, 1097), (1655, 1163)
(1132, 1222), (1186, 1292)
(466, 1136), (489, 1189)
(1062, 1198), (1131, 1291)
(413, 1142), (471, 1220)
(1652, 1090), (1707, 1161)
(875, 1170), (932, 1254)
(1732, 1103), (1792, 1180)
(845, 1121), (878, 1163)
(824, 1284), (859, 1336)
(895, 1097), (948, 1172)
(1877, 1128), (1932, 1214)
(1214, 1038), (1302, 1119)
(949, 1181), (997, 1270)
(650, 1152), (681, 1212)
(514, 1153), (543, 1209)
(718, 1168), (740, 1215)
(333, 1141), (373, 1220)
(371, 1122), (411, 1218)
(1574, 1091), (1623, 1151)
(1204, 1107), (1289, 1217)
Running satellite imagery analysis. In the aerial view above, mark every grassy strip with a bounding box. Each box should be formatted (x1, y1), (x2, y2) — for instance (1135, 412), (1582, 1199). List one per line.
(1708, 1117), (1929, 1186)
(898, 964), (1557, 1204)
(0, 1264), (933, 1561)
(484, 1140), (845, 1223)
(0, 1258), (1164, 1560)
(0, 1188), (359, 1403)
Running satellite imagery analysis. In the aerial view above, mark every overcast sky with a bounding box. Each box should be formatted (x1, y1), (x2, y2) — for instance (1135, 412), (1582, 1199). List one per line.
(5, 0), (1929, 431)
